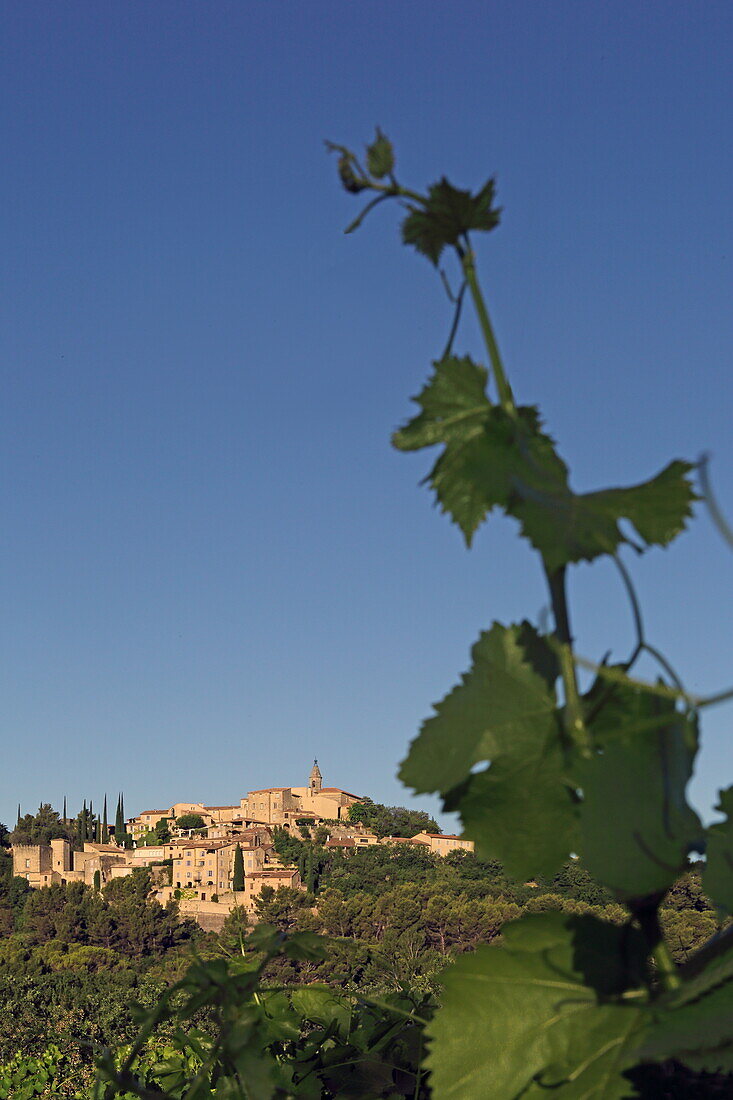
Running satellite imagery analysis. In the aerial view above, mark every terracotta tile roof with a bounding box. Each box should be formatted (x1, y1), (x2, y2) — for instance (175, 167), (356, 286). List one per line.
(249, 787), (289, 793)
(170, 839), (240, 852)
(250, 868), (298, 877)
(385, 836), (429, 845)
(318, 788), (363, 799)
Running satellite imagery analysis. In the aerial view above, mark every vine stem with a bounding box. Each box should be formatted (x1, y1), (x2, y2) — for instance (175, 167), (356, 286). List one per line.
(458, 241), (589, 755)
(653, 940), (682, 991)
(460, 245), (515, 410)
(545, 564), (591, 755)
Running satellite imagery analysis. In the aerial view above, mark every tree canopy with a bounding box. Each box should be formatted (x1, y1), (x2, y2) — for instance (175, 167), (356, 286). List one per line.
(347, 799), (440, 838)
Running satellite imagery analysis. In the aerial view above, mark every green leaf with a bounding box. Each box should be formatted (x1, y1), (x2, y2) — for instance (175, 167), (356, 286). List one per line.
(366, 128), (394, 178)
(452, 741), (578, 881)
(394, 357), (567, 546)
(703, 786), (733, 917)
(290, 987), (352, 1033)
(578, 691), (702, 901)
(401, 177), (500, 264)
(393, 354), (490, 451)
(641, 934), (733, 1074)
(515, 460), (697, 570)
(426, 913), (649, 1099)
(400, 622), (558, 795)
(400, 622), (576, 880)
(394, 358), (695, 556)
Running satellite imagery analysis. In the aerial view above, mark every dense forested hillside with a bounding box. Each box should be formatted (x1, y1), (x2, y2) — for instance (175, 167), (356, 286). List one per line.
(0, 821), (724, 1096)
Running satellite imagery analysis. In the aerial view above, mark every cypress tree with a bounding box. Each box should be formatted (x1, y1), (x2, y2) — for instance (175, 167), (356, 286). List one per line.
(102, 796), (108, 844)
(62, 796), (67, 824)
(232, 844), (245, 892)
(77, 811), (84, 850)
(82, 800), (88, 842)
(16, 805), (20, 827)
(90, 800), (96, 842)
(120, 793), (131, 847)
(93, 869), (101, 891)
(115, 795), (123, 844)
(306, 846), (315, 894)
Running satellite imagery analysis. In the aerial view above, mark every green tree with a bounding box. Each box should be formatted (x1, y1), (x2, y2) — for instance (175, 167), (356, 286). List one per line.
(114, 795), (123, 844)
(175, 813), (205, 831)
(232, 844), (244, 892)
(305, 846), (315, 894)
(348, 800), (439, 838)
(11, 804), (75, 848)
(252, 886), (312, 932)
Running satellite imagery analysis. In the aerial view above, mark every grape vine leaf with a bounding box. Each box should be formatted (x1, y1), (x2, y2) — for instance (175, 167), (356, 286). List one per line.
(393, 356), (566, 546)
(514, 459), (697, 572)
(393, 357), (696, 557)
(393, 354), (490, 450)
(401, 177), (500, 264)
(400, 621), (578, 880)
(447, 740), (578, 882)
(578, 690), (702, 901)
(703, 786), (733, 916)
(640, 933), (733, 1074)
(399, 621), (558, 794)
(365, 128), (394, 179)
(426, 913), (649, 1099)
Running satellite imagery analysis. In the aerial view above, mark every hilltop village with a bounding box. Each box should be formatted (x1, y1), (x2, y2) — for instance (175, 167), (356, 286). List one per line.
(12, 762), (473, 928)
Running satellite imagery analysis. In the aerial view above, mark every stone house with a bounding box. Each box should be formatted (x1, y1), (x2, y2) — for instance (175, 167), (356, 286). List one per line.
(170, 831), (271, 899)
(12, 839), (132, 888)
(406, 832), (475, 855)
(239, 762), (364, 828)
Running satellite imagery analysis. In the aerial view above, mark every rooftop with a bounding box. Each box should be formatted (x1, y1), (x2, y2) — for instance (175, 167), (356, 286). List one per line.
(421, 833), (464, 840)
(318, 787), (363, 799)
(250, 868), (299, 877)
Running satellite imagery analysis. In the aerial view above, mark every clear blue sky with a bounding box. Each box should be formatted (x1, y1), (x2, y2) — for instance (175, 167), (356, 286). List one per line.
(2, 2), (732, 830)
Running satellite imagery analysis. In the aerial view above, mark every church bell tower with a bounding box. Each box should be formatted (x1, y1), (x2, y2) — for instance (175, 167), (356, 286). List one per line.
(309, 759), (322, 793)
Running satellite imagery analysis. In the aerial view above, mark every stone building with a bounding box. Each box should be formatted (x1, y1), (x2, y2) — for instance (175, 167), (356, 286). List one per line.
(170, 831), (270, 899)
(389, 832), (475, 855)
(12, 838), (131, 888)
(239, 761), (363, 828)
